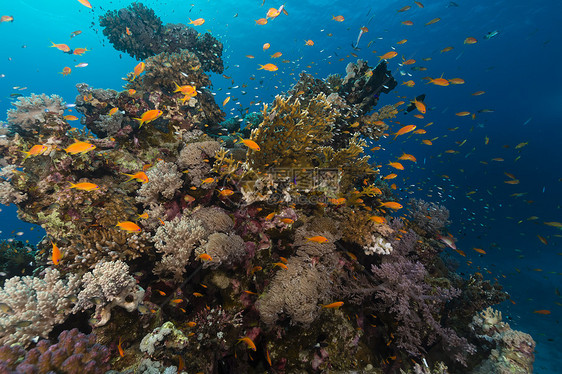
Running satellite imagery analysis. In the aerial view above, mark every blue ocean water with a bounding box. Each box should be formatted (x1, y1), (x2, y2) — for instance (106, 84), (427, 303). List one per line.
(0, 0), (560, 371)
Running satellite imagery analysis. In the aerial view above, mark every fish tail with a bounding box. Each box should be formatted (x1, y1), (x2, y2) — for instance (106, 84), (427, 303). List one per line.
(68, 182), (76, 189)
(20, 150), (31, 160)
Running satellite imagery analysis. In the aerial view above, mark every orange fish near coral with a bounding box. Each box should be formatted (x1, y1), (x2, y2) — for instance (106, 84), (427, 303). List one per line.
(370, 216), (386, 224)
(398, 153), (417, 162)
(413, 98), (426, 114)
(427, 76), (449, 86)
(379, 51), (398, 60)
(64, 140), (96, 154)
(173, 82), (197, 97)
(122, 171), (149, 183)
(51, 241), (62, 265)
(380, 201), (403, 210)
(132, 62), (145, 80)
(21, 144), (48, 160)
(305, 40), (314, 46)
(238, 137), (260, 151)
(189, 18), (205, 26)
(109, 107), (119, 116)
(305, 235), (329, 243)
(238, 337), (256, 351)
(322, 301), (344, 308)
(64, 115), (79, 121)
(116, 221), (141, 232)
(68, 182), (100, 191)
(197, 253), (213, 261)
(258, 63), (278, 71)
(135, 109), (163, 127)
(394, 125), (416, 139)
(118, 337), (124, 357)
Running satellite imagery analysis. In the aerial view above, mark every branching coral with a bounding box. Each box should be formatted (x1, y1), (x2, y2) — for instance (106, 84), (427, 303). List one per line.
(7, 94), (67, 137)
(0, 268), (81, 347)
(72, 260), (144, 327)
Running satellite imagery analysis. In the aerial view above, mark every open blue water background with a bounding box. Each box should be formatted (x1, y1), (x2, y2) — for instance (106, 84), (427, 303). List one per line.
(0, 0), (560, 371)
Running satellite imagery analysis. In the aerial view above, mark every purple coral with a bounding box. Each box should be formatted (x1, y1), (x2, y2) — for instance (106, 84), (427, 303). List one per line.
(0, 329), (110, 374)
(371, 257), (475, 365)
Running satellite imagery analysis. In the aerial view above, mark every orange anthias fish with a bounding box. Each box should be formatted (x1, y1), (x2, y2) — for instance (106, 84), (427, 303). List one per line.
(464, 37), (477, 44)
(380, 201), (403, 210)
(388, 162), (404, 170)
(266, 7), (281, 19)
(473, 248), (487, 254)
(68, 182), (100, 191)
(401, 20), (414, 25)
(394, 125), (416, 139)
(305, 39), (314, 46)
(255, 18), (268, 25)
(238, 337), (256, 351)
(533, 310), (551, 315)
(383, 173), (397, 180)
(270, 52), (282, 58)
(51, 241), (62, 265)
(305, 235), (329, 243)
(116, 221), (142, 232)
(370, 216), (386, 224)
(427, 76), (450, 86)
(321, 301), (344, 308)
(1, 15), (14, 23)
(262, 43), (271, 50)
(132, 62), (145, 80)
(118, 337), (124, 357)
(332, 15), (345, 22)
(122, 171), (149, 183)
(413, 98), (426, 114)
(64, 140), (96, 154)
(456, 111), (471, 116)
(135, 109), (163, 127)
(50, 42), (71, 52)
(398, 153), (417, 162)
(197, 253), (213, 261)
(173, 82), (197, 97)
(402, 80), (415, 87)
(109, 107), (119, 116)
(64, 115), (79, 121)
(258, 63), (278, 72)
(379, 51), (398, 60)
(21, 144), (48, 160)
(60, 67), (72, 76)
(70, 30), (82, 38)
(73, 47), (89, 55)
(238, 137), (260, 151)
(189, 18), (205, 26)
(77, 0), (93, 9)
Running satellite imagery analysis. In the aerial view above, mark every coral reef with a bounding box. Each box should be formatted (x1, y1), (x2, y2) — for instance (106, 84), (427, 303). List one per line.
(0, 268), (81, 347)
(0, 4), (536, 372)
(73, 260), (145, 327)
(99, 2), (223, 73)
(0, 329), (110, 374)
(469, 307), (536, 374)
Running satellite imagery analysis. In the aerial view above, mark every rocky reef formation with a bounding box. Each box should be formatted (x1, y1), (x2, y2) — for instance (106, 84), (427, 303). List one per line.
(99, 2), (223, 73)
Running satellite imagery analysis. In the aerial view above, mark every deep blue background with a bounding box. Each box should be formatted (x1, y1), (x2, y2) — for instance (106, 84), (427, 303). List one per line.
(1, 0), (560, 370)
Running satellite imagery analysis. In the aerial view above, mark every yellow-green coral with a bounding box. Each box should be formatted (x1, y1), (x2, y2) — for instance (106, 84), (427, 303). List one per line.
(246, 93), (337, 172)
